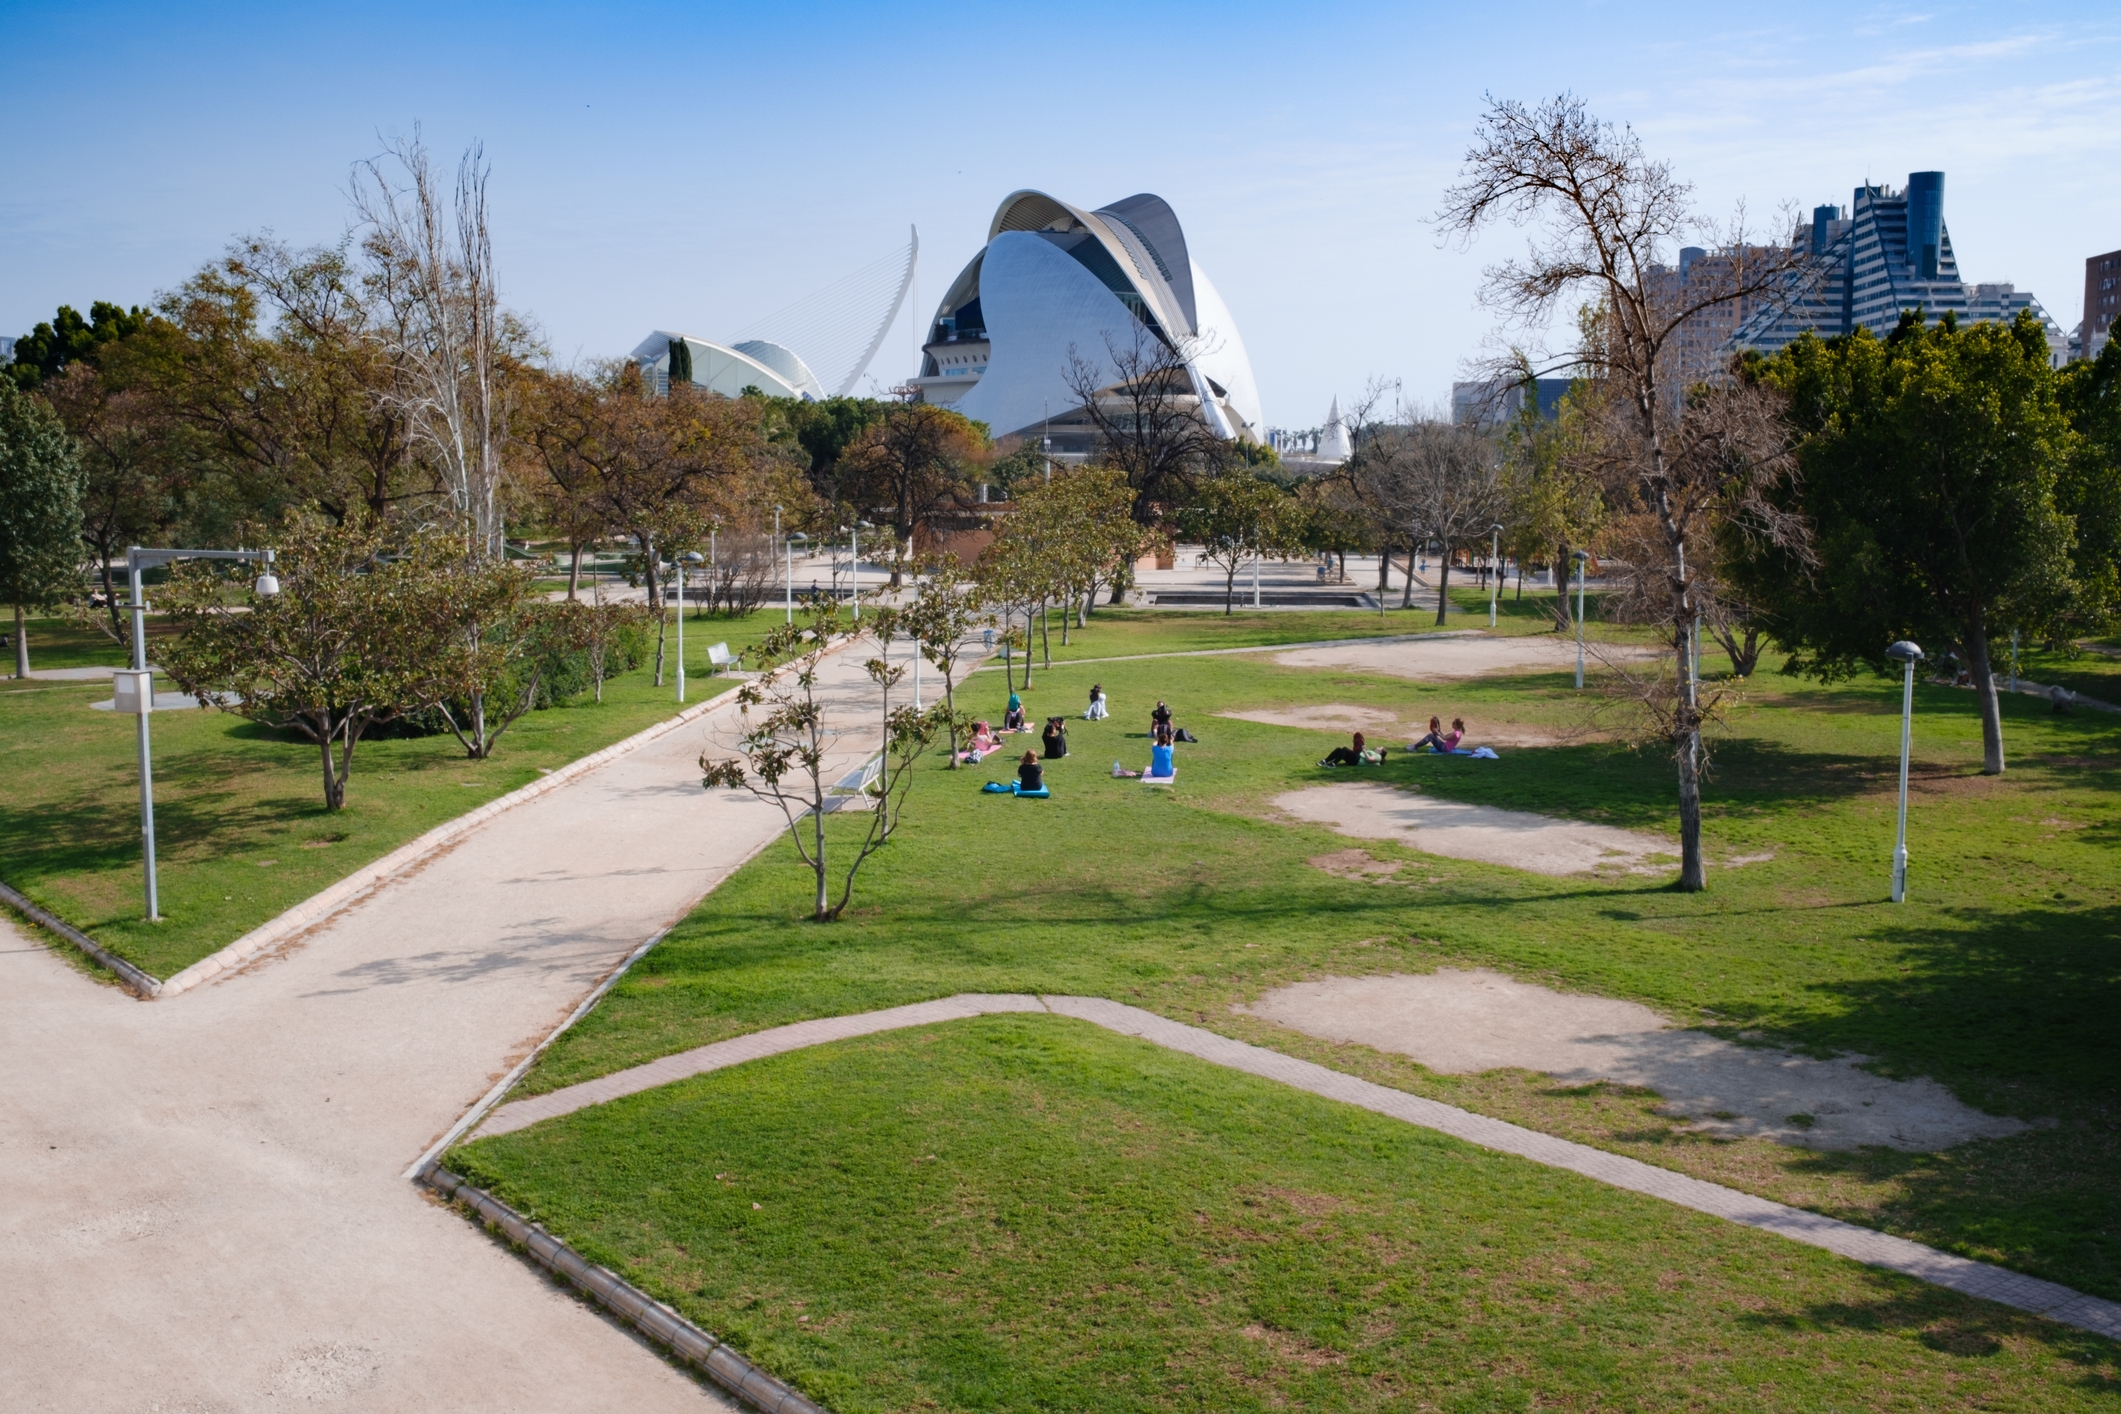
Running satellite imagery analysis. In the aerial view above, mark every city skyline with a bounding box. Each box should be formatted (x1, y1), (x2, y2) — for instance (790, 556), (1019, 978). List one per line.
(3, 0), (2117, 430)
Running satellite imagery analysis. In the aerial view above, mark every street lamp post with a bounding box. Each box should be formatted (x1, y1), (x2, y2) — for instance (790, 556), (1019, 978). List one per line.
(123, 545), (278, 922)
(1573, 550), (1589, 690)
(775, 505), (788, 623)
(675, 552), (702, 703)
(1488, 524), (1503, 627)
(1886, 640), (1925, 902)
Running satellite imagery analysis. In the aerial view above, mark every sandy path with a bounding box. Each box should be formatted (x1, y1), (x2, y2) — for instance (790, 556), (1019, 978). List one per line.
(1243, 970), (2027, 1151)
(1273, 633), (1655, 679)
(0, 642), (899, 1412)
(1275, 781), (1675, 876)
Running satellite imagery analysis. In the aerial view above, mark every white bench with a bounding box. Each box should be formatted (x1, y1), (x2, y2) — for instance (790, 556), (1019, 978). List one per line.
(707, 642), (741, 674)
(828, 754), (884, 798)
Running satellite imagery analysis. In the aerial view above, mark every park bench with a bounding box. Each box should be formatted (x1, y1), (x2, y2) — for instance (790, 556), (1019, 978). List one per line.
(707, 642), (741, 674)
(825, 753), (884, 805)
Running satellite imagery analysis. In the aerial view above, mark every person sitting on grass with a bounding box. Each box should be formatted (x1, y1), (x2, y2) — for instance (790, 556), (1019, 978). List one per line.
(1150, 699), (1199, 743)
(1409, 717), (1464, 753)
(1042, 716), (1069, 759)
(1114, 724), (1178, 779)
(1319, 731), (1386, 767)
(1085, 683), (1109, 720)
(959, 720), (1001, 763)
(1003, 693), (1029, 732)
(1017, 750), (1044, 793)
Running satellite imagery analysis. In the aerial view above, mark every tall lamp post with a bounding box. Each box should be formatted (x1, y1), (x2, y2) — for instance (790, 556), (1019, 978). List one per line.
(1573, 550), (1589, 689)
(775, 505), (788, 623)
(1886, 639), (1924, 903)
(675, 551), (702, 703)
(788, 533), (809, 609)
(1488, 524), (1503, 627)
(122, 545), (278, 922)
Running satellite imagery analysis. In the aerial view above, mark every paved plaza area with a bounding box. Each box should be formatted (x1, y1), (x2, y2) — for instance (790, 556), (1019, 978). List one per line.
(0, 645), (891, 1412)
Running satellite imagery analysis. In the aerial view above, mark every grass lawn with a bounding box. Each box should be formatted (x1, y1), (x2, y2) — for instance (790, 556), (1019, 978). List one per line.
(455, 1017), (2119, 1412)
(481, 609), (2120, 1328)
(0, 608), (782, 979)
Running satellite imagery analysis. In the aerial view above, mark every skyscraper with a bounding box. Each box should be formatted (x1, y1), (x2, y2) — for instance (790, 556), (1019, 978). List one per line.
(1730, 173), (2066, 365)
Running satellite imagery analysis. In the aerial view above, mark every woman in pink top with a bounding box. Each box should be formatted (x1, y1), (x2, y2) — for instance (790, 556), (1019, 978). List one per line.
(1410, 717), (1466, 753)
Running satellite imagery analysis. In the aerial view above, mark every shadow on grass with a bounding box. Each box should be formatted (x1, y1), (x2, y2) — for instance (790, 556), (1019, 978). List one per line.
(1738, 1285), (2121, 1378)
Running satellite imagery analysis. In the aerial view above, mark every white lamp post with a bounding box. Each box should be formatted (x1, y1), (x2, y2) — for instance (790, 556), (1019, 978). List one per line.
(676, 551), (702, 703)
(1573, 550), (1589, 690)
(1488, 524), (1503, 627)
(776, 505), (788, 623)
(1886, 639), (1925, 902)
(122, 545), (278, 922)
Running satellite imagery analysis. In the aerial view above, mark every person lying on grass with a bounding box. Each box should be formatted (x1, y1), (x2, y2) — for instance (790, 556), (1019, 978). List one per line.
(1150, 699), (1199, 743)
(959, 720), (1002, 763)
(1319, 732), (1386, 768)
(1115, 725), (1178, 779)
(1408, 717), (1464, 753)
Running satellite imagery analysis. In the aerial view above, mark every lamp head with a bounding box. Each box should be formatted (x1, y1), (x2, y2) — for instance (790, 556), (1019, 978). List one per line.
(684, 551), (703, 563)
(254, 572), (280, 597)
(1573, 549), (1589, 561)
(1885, 640), (1925, 663)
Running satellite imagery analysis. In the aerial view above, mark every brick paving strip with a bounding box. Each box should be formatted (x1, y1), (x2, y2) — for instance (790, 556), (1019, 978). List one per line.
(473, 992), (2121, 1344)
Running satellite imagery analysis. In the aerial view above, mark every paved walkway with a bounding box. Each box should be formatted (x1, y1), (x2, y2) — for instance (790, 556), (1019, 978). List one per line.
(969, 629), (1479, 673)
(0, 639), (902, 1412)
(476, 994), (2121, 1344)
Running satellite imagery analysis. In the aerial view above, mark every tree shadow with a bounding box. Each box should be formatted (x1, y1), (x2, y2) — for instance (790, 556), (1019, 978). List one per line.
(1737, 1284), (2120, 1377)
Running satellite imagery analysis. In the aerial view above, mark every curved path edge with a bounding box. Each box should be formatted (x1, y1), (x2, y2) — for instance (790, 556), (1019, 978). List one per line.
(422, 1166), (826, 1414)
(472, 992), (2121, 1344)
(30, 677), (752, 1000)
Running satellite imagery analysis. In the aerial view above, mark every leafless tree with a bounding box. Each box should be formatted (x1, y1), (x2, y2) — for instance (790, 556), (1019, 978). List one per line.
(1437, 93), (1811, 890)
(1063, 326), (1232, 526)
(353, 130), (507, 557)
(1399, 420), (1507, 624)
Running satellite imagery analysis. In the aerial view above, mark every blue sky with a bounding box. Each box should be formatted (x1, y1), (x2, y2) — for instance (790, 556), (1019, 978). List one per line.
(3, 1), (2116, 429)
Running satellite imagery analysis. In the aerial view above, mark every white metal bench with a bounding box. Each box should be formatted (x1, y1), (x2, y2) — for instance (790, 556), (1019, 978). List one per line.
(707, 642), (740, 674)
(828, 754), (885, 799)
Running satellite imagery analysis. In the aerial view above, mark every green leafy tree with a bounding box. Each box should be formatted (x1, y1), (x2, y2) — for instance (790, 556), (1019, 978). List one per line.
(897, 555), (987, 766)
(6, 302), (153, 390)
(1175, 473), (1298, 614)
(837, 400), (986, 586)
(2054, 336), (2121, 644)
(1750, 311), (2080, 776)
(0, 384), (86, 678)
(160, 519), (459, 809)
(699, 601), (943, 920)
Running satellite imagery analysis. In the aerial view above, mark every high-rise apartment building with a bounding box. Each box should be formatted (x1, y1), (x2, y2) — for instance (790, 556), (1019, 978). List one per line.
(1729, 172), (2066, 365)
(2086, 249), (2121, 361)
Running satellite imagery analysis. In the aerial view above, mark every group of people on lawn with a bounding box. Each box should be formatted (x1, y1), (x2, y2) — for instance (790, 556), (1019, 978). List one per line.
(1319, 716), (1485, 768)
(968, 684), (1197, 794)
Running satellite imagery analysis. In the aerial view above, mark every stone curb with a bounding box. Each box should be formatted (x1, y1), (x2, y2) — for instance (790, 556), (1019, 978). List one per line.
(480, 993), (2121, 1345)
(153, 678), (749, 998)
(0, 881), (163, 999)
(422, 1167), (827, 1414)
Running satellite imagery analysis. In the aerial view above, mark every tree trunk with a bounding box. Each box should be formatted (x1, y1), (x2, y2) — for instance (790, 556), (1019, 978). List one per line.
(1377, 543), (1392, 593)
(567, 543), (582, 601)
(319, 727), (347, 811)
(100, 560), (124, 639)
(1041, 600), (1052, 665)
(944, 667), (960, 768)
(1400, 548), (1418, 609)
(12, 603), (27, 679)
(1225, 561), (1239, 615)
(1554, 542), (1573, 632)
(1965, 608), (2005, 774)
(811, 775), (830, 920)
(1433, 556), (1451, 623)
(1675, 725), (1704, 890)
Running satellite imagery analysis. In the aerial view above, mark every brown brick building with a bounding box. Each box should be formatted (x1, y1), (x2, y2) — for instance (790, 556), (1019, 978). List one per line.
(2087, 249), (2121, 360)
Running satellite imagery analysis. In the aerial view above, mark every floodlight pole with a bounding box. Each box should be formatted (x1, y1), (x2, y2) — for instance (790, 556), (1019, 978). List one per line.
(674, 551), (685, 704)
(1888, 640), (1925, 903)
(1574, 551), (1589, 690)
(123, 545), (276, 923)
(851, 523), (860, 620)
(777, 506), (789, 623)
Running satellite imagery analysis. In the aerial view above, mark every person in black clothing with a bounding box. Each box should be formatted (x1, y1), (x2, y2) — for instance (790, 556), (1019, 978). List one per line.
(1016, 750), (1044, 792)
(1150, 700), (1172, 731)
(1041, 716), (1068, 759)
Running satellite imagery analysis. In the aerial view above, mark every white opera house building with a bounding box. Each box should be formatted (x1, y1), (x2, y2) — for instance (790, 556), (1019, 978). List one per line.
(914, 190), (1262, 451)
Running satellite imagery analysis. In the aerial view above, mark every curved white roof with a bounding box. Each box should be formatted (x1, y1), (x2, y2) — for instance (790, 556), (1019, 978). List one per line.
(628, 332), (820, 401)
(925, 189), (1261, 441)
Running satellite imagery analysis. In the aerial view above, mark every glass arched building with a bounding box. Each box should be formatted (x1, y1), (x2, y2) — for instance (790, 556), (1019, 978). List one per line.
(914, 190), (1262, 448)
